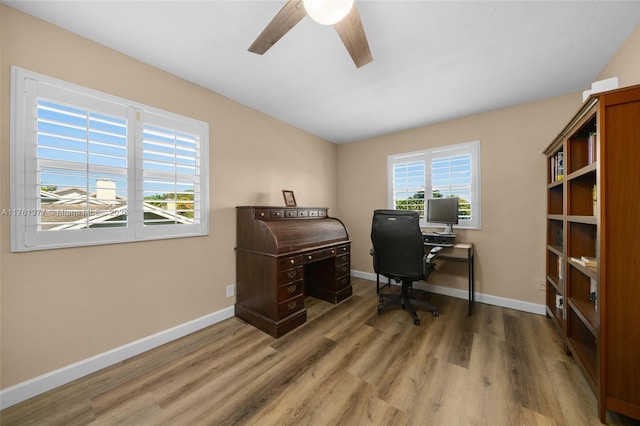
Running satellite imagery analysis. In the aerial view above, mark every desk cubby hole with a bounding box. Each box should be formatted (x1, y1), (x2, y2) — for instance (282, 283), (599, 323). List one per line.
(566, 114), (596, 174)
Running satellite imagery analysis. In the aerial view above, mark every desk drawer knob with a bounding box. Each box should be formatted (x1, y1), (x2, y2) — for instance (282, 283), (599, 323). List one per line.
(288, 271), (297, 279)
(288, 285), (297, 293)
(288, 301), (297, 309)
(290, 259), (295, 264)
(331, 249), (335, 254)
(308, 255), (313, 260)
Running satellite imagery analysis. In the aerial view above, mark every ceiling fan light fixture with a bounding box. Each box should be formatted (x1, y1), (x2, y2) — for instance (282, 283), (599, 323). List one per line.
(303, 0), (354, 25)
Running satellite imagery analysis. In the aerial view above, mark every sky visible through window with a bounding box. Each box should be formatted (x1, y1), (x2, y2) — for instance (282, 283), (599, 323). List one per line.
(37, 99), (197, 200)
(37, 99), (129, 197)
(393, 153), (473, 222)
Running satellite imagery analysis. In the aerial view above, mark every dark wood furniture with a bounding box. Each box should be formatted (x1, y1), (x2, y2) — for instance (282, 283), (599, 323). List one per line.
(544, 84), (640, 422)
(235, 206), (351, 338)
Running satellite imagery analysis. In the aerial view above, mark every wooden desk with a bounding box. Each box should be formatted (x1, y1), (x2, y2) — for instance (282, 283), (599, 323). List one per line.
(235, 206), (351, 338)
(424, 242), (475, 315)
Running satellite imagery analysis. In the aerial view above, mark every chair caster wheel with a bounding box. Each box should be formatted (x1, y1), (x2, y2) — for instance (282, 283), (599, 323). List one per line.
(414, 318), (420, 325)
(377, 305), (383, 315)
(432, 310), (439, 317)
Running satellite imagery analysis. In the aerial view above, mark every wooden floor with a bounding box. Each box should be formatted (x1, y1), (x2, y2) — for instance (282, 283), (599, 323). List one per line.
(2, 278), (639, 425)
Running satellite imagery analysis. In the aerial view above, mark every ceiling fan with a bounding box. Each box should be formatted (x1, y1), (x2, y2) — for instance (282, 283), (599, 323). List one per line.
(248, 0), (373, 68)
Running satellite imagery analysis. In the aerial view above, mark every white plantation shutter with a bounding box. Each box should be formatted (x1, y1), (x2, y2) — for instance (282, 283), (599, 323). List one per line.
(138, 112), (207, 238)
(390, 158), (426, 218)
(387, 141), (481, 229)
(36, 99), (129, 231)
(11, 67), (208, 252)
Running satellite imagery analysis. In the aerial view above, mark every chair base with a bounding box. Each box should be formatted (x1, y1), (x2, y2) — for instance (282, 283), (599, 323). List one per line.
(377, 281), (438, 325)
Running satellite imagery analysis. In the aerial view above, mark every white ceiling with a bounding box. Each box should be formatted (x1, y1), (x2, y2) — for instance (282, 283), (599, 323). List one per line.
(5, 1), (640, 144)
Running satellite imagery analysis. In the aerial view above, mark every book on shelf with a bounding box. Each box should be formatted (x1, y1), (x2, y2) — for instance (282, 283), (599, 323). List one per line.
(592, 184), (597, 215)
(558, 255), (564, 279)
(549, 151), (565, 182)
(556, 294), (564, 309)
(587, 132), (597, 164)
(556, 151), (564, 180)
(569, 256), (598, 268)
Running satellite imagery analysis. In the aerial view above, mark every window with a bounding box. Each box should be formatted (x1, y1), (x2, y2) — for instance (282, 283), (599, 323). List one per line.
(10, 67), (209, 251)
(388, 141), (481, 229)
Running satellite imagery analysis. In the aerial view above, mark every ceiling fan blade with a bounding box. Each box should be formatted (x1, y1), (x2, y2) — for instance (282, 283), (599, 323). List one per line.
(334, 5), (372, 68)
(248, 0), (307, 55)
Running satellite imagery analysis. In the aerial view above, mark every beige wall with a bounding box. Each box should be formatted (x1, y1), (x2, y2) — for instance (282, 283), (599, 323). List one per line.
(337, 23), (640, 306)
(338, 94), (579, 302)
(0, 6), (338, 389)
(2, 5), (639, 396)
(597, 23), (640, 87)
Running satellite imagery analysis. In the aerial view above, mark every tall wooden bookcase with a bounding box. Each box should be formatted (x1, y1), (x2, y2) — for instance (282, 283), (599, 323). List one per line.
(544, 84), (640, 423)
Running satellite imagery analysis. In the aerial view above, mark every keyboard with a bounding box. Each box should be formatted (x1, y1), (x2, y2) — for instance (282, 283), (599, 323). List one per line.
(424, 242), (454, 248)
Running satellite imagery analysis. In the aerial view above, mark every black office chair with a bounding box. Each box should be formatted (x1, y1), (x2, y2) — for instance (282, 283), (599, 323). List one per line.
(371, 209), (439, 325)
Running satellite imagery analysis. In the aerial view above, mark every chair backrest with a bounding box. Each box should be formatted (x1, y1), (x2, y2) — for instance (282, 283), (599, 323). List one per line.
(371, 209), (425, 281)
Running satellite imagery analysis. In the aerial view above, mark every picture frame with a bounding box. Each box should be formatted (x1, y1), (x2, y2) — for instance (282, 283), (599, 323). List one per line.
(282, 190), (297, 207)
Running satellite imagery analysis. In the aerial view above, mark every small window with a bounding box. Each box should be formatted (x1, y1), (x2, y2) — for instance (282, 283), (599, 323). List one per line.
(10, 67), (209, 251)
(388, 141), (481, 229)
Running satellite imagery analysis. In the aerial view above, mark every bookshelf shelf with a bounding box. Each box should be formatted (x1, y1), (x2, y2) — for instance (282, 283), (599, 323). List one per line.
(567, 298), (597, 335)
(543, 84), (640, 422)
(567, 216), (597, 225)
(566, 161), (597, 181)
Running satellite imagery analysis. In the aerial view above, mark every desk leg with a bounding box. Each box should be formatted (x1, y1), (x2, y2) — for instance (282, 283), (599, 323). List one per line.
(468, 250), (474, 315)
(376, 273), (391, 294)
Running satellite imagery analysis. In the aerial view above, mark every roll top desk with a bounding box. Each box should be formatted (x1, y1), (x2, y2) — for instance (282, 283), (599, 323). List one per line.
(235, 206), (351, 337)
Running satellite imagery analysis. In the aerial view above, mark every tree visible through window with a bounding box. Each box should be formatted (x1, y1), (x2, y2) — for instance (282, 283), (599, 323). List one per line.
(388, 141), (481, 229)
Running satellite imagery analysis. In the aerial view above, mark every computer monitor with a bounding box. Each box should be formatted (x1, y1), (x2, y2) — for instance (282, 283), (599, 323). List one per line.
(426, 197), (459, 234)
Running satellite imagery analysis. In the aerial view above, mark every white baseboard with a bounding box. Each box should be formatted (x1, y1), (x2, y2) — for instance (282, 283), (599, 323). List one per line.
(0, 306), (235, 410)
(2, 273), (545, 410)
(351, 270), (546, 316)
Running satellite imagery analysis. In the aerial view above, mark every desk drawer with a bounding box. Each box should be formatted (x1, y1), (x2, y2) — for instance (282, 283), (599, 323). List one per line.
(304, 248), (336, 263)
(277, 280), (303, 302)
(336, 244), (350, 255)
(277, 267), (303, 284)
(336, 263), (350, 277)
(278, 255), (303, 270)
(269, 210), (285, 219)
(336, 253), (350, 266)
(278, 295), (304, 319)
(336, 275), (350, 290)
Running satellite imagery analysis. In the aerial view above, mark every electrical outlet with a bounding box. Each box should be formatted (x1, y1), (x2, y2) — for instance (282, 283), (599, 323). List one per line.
(537, 279), (546, 291)
(226, 284), (235, 298)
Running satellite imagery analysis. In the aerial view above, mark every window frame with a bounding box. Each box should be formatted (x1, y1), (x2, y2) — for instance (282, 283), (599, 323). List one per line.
(387, 140), (481, 230)
(10, 67), (209, 252)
